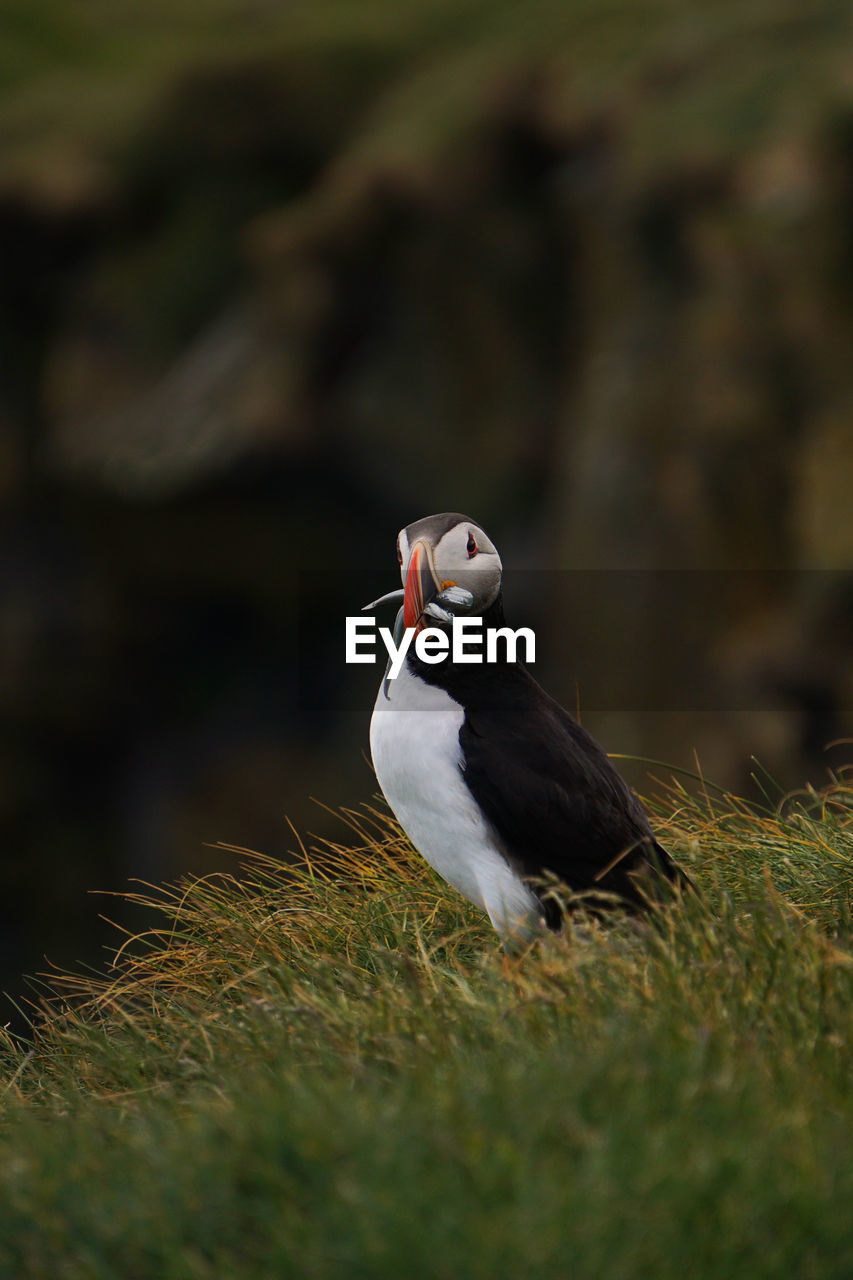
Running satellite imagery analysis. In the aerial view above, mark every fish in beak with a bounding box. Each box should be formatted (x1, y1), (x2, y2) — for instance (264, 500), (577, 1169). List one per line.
(363, 546), (474, 628)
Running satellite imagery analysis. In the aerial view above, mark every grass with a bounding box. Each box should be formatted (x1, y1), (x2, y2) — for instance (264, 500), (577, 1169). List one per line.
(1, 770), (853, 1278)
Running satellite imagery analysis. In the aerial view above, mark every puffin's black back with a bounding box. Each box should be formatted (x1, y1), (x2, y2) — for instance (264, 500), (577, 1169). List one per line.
(408, 608), (685, 921)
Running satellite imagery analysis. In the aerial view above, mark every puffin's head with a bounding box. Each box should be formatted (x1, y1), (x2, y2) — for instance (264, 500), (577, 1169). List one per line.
(363, 513), (503, 634)
(396, 513), (502, 632)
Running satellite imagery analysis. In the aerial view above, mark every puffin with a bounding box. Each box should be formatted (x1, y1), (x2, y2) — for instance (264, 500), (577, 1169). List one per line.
(366, 512), (688, 945)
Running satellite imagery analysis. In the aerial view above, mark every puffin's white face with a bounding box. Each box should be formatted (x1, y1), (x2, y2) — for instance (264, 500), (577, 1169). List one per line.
(397, 514), (502, 631)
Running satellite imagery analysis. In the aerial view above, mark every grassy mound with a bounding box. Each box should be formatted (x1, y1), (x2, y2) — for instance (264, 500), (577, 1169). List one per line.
(2, 774), (853, 1278)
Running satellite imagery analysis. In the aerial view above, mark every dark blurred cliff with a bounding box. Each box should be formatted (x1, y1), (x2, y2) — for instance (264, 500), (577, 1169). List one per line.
(1, 0), (852, 1018)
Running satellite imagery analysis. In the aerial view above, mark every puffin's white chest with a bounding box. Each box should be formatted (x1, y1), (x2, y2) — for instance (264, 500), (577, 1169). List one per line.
(369, 664), (541, 942)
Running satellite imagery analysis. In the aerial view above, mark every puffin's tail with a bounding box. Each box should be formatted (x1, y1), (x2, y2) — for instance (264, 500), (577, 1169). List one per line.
(641, 839), (697, 900)
(585, 837), (696, 914)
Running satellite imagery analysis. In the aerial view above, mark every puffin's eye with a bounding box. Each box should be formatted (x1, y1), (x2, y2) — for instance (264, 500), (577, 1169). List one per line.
(466, 532), (478, 558)
(396, 543), (403, 565)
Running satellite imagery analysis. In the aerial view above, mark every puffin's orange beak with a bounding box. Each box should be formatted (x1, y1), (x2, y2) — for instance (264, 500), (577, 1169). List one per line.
(403, 541), (439, 633)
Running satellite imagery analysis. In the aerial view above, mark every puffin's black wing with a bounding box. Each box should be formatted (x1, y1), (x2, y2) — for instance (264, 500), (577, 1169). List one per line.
(457, 667), (683, 918)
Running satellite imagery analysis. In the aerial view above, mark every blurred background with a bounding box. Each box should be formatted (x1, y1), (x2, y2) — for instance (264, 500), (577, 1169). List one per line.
(1, 0), (852, 1024)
